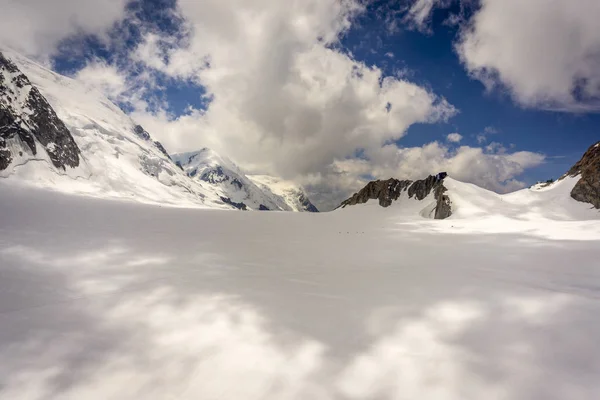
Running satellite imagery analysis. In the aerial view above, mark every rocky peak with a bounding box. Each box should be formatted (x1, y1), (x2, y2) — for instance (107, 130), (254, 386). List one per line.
(564, 141), (600, 209)
(0, 52), (80, 171)
(338, 175), (452, 219)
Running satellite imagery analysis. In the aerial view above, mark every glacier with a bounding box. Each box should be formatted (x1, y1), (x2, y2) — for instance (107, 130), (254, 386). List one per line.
(1, 176), (599, 399)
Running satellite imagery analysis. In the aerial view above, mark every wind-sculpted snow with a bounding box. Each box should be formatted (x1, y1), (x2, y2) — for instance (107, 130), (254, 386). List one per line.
(1, 183), (600, 399)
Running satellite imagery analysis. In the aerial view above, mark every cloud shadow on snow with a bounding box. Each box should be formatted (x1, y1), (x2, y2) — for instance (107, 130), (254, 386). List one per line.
(1, 190), (600, 399)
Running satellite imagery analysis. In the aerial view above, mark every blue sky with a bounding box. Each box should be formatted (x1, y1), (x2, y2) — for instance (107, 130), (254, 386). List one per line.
(339, 1), (600, 182)
(51, 0), (597, 186)
(6, 0), (598, 208)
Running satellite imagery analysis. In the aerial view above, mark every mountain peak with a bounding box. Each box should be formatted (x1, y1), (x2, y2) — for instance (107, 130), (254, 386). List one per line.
(172, 149), (319, 212)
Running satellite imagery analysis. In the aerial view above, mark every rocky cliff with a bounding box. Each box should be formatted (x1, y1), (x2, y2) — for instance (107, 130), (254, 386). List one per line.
(564, 141), (600, 209)
(338, 175), (452, 219)
(0, 52), (80, 171)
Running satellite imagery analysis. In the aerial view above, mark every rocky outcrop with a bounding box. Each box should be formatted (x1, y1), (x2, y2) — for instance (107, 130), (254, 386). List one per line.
(564, 141), (600, 209)
(434, 184), (452, 219)
(338, 178), (413, 208)
(0, 52), (80, 171)
(338, 175), (452, 219)
(220, 196), (247, 210)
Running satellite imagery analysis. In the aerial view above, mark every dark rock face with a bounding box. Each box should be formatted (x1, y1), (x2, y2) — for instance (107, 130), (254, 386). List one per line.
(408, 175), (438, 201)
(298, 192), (319, 212)
(133, 124), (173, 162)
(200, 166), (229, 184)
(153, 141), (172, 160)
(0, 52), (80, 170)
(220, 196), (247, 210)
(338, 178), (412, 208)
(259, 204), (270, 211)
(338, 175), (452, 219)
(434, 184), (452, 219)
(133, 125), (151, 141)
(231, 178), (243, 190)
(564, 141), (600, 209)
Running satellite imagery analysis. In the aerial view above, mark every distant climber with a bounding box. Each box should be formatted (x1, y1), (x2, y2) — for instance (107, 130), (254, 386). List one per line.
(435, 172), (448, 181)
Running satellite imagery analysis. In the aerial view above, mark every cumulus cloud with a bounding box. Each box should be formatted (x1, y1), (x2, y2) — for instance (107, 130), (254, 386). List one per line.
(0, 0), (128, 60)
(75, 60), (129, 101)
(456, 0), (600, 111)
(131, 0), (456, 178)
(372, 142), (542, 191)
(3, 0), (547, 210)
(446, 133), (463, 143)
(302, 141), (545, 210)
(403, 0), (452, 33)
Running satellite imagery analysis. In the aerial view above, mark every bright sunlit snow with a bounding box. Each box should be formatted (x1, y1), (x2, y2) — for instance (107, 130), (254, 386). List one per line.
(1, 178), (599, 400)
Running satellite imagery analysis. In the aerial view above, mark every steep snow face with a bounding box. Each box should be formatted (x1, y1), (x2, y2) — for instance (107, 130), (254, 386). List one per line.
(248, 174), (319, 212)
(172, 148), (305, 211)
(1, 50), (227, 209)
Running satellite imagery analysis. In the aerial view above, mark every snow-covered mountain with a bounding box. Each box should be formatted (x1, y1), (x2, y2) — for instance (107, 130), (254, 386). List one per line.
(247, 175), (318, 212)
(0, 49), (231, 208)
(338, 142), (600, 220)
(171, 148), (318, 212)
(0, 50), (319, 212)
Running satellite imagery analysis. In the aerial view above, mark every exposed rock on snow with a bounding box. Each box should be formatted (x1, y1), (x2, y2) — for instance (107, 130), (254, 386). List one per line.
(338, 175), (452, 219)
(339, 178), (413, 208)
(0, 49), (233, 208)
(0, 51), (317, 212)
(0, 51), (80, 171)
(564, 141), (600, 209)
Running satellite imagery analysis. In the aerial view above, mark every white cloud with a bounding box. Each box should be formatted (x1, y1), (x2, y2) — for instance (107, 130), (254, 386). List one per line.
(123, 0), (551, 210)
(446, 133), (463, 143)
(75, 60), (129, 101)
(485, 141), (507, 155)
(367, 142), (544, 193)
(300, 141), (545, 210)
(131, 0), (456, 179)
(7, 0), (545, 210)
(456, 0), (600, 111)
(403, 0), (452, 33)
(476, 126), (498, 144)
(0, 0), (128, 60)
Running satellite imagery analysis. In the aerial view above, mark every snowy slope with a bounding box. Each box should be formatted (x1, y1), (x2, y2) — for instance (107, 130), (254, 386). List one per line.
(248, 174), (319, 212)
(2, 183), (600, 399)
(0, 49), (228, 209)
(339, 175), (600, 222)
(172, 148), (316, 211)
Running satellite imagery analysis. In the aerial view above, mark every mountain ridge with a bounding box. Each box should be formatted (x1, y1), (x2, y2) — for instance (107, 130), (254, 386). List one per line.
(0, 50), (318, 212)
(172, 148), (319, 212)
